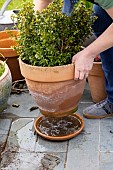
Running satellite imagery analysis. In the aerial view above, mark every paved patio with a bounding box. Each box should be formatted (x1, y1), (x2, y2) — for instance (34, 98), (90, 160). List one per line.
(0, 81), (113, 170)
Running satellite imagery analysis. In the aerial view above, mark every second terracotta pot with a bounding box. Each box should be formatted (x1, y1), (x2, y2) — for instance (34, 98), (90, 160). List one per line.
(19, 59), (86, 117)
(88, 62), (107, 103)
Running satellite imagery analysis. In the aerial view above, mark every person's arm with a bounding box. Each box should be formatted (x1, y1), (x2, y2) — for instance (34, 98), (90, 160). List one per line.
(33, 0), (53, 12)
(72, 6), (113, 80)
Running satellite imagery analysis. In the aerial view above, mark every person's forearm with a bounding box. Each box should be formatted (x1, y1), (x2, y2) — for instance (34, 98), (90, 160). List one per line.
(85, 23), (113, 57)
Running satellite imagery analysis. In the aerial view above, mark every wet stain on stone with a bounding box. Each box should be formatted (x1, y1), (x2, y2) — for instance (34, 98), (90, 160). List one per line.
(39, 154), (60, 170)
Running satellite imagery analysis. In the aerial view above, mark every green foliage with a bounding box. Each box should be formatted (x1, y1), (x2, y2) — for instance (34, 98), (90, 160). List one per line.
(0, 63), (5, 77)
(13, 0), (96, 66)
(84, 0), (93, 8)
(0, 0), (32, 10)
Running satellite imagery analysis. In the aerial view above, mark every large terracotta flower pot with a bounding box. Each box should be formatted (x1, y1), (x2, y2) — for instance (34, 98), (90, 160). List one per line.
(0, 60), (12, 112)
(88, 62), (107, 103)
(0, 30), (23, 81)
(19, 59), (86, 117)
(19, 59), (85, 140)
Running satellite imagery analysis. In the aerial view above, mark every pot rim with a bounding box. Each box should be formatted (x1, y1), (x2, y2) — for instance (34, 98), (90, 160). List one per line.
(0, 60), (9, 81)
(0, 30), (18, 36)
(19, 58), (75, 82)
(0, 30), (18, 50)
(19, 58), (74, 69)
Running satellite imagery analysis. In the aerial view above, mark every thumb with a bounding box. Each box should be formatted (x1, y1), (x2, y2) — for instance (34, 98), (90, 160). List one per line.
(72, 55), (77, 64)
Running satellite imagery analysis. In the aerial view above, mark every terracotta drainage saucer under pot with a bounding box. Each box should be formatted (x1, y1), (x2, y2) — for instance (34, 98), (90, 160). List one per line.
(34, 113), (84, 141)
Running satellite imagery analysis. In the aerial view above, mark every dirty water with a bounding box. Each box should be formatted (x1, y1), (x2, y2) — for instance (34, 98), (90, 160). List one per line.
(38, 115), (81, 137)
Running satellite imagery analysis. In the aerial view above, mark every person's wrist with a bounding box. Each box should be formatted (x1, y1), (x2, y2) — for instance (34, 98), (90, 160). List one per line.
(84, 46), (98, 59)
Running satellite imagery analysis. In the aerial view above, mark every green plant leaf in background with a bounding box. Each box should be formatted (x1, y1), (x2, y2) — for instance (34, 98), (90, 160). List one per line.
(0, 0), (32, 10)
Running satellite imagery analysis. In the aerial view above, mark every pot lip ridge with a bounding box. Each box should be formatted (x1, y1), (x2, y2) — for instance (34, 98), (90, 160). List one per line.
(0, 60), (9, 81)
(0, 30), (18, 38)
(19, 58), (74, 69)
(19, 58), (75, 82)
(0, 30), (18, 52)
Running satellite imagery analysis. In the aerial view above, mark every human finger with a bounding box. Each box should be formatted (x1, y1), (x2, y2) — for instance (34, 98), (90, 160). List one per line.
(79, 71), (85, 80)
(74, 69), (80, 80)
(85, 72), (89, 78)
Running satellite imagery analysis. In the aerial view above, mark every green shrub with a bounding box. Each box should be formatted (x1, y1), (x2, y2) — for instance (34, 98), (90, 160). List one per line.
(13, 0), (96, 67)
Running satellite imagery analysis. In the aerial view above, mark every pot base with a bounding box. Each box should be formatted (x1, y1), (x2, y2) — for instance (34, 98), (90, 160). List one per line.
(34, 113), (84, 141)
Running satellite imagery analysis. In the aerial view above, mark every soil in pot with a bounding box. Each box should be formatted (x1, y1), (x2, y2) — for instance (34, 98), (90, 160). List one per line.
(34, 113), (84, 141)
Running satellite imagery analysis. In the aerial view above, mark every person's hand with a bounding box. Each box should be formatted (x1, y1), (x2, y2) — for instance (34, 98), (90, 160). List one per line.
(72, 49), (95, 80)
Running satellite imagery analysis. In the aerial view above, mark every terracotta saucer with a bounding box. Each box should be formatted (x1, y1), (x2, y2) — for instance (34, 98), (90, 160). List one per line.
(34, 113), (84, 141)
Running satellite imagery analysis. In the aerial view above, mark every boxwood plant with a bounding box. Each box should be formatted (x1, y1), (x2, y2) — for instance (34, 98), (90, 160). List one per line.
(13, 0), (96, 67)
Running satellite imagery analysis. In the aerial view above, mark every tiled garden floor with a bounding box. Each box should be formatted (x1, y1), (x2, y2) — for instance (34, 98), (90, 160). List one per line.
(0, 82), (113, 170)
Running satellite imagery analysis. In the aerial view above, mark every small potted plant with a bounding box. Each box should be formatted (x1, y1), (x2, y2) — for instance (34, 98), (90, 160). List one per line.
(12, 0), (96, 140)
(0, 55), (12, 113)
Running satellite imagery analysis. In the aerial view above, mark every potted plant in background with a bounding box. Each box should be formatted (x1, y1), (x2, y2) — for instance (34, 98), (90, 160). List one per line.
(80, 0), (106, 103)
(88, 55), (107, 103)
(0, 54), (12, 113)
(83, 33), (107, 103)
(12, 0), (96, 140)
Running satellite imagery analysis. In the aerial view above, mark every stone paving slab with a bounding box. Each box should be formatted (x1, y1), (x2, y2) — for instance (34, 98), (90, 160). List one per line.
(0, 135), (8, 157)
(1, 118), (67, 169)
(0, 119), (11, 135)
(0, 119), (12, 157)
(7, 118), (37, 152)
(66, 150), (99, 170)
(65, 129), (99, 169)
(100, 118), (113, 152)
(35, 136), (67, 153)
(68, 131), (99, 152)
(0, 93), (40, 118)
(6, 118), (67, 153)
(1, 147), (66, 170)
(83, 118), (100, 133)
(100, 152), (113, 170)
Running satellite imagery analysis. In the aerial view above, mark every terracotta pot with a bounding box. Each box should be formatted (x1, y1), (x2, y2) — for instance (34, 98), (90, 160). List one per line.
(19, 59), (86, 117)
(0, 60), (12, 112)
(0, 30), (23, 81)
(88, 62), (107, 103)
(34, 114), (84, 141)
(33, 0), (53, 11)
